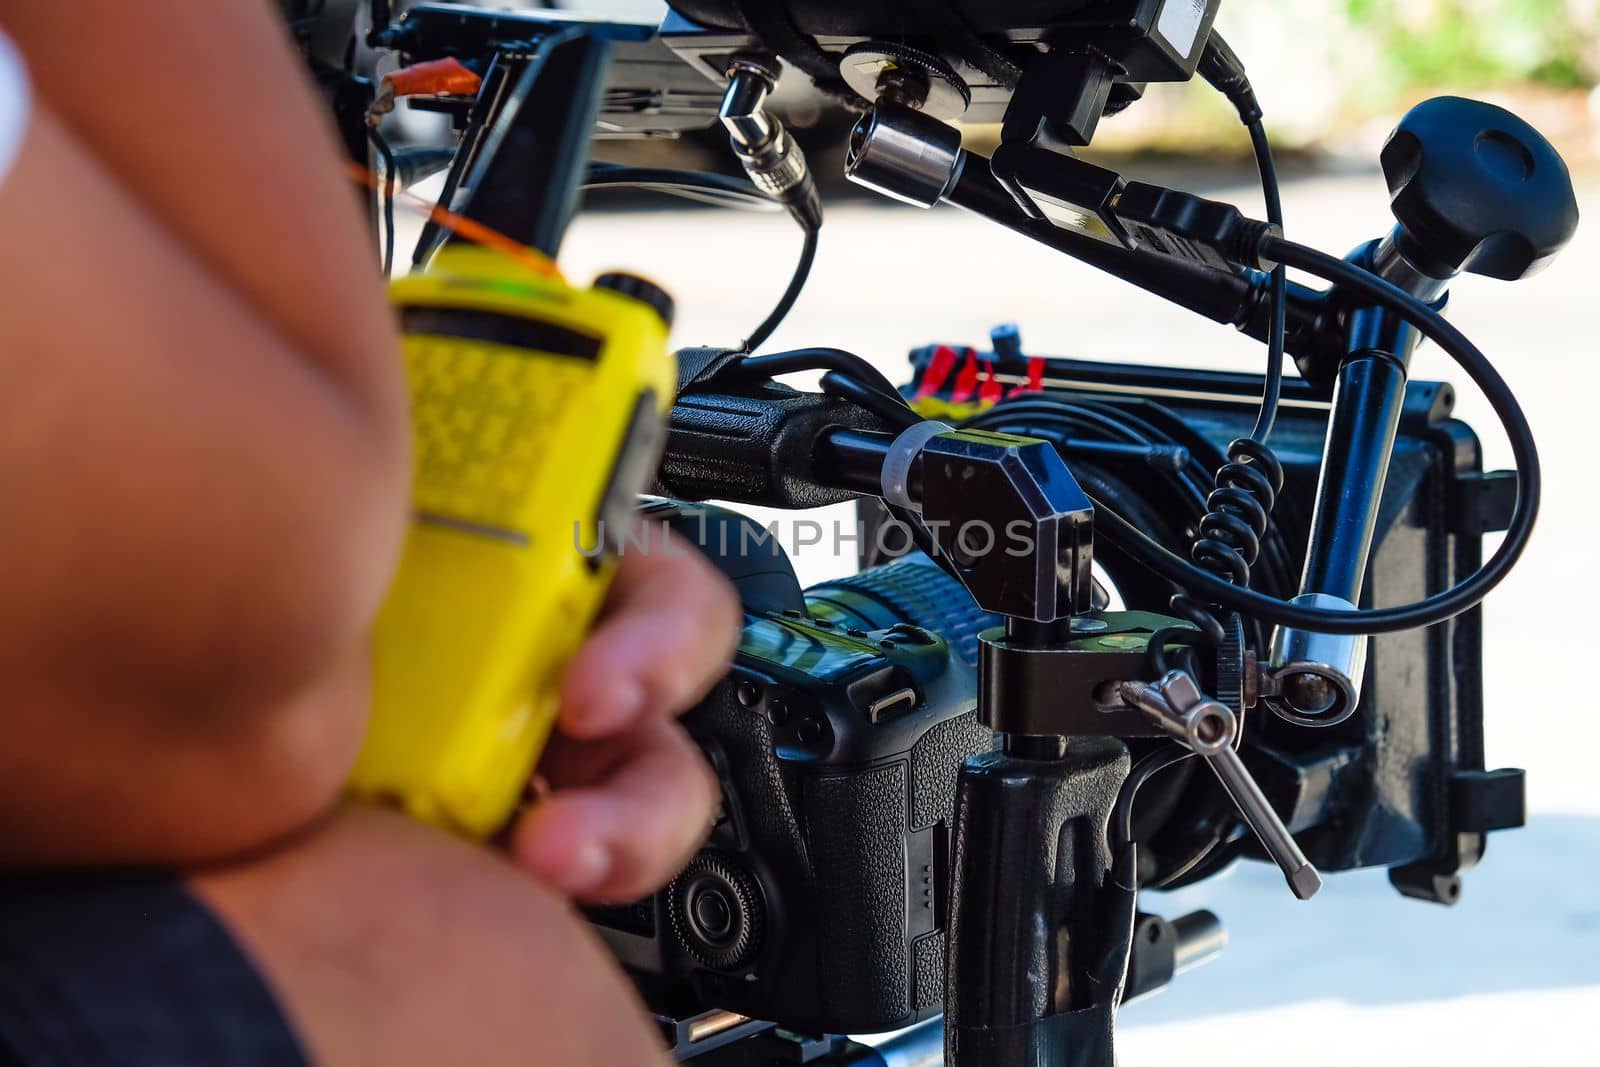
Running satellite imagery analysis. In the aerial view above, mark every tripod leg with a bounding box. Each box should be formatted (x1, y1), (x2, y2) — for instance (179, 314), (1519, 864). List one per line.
(944, 736), (1130, 1067)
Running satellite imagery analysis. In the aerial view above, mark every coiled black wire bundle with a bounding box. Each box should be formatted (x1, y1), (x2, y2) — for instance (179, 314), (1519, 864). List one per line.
(1168, 438), (1284, 646)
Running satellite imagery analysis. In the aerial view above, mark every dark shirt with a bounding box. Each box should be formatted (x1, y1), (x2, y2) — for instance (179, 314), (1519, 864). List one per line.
(0, 871), (308, 1066)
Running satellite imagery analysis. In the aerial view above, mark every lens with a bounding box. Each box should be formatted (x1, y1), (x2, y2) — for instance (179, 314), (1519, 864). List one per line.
(805, 553), (998, 667)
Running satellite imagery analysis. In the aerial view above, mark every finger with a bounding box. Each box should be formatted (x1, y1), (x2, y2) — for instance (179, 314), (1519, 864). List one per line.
(509, 720), (718, 902)
(559, 526), (741, 740)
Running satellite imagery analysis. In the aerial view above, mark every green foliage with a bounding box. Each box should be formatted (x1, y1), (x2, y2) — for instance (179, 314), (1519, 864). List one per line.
(1341, 0), (1598, 91)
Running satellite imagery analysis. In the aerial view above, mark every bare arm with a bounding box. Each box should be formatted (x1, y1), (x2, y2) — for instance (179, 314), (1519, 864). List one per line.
(191, 807), (675, 1067)
(0, 3), (408, 865)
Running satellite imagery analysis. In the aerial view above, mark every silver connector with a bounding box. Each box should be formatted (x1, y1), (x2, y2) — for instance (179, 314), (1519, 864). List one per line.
(719, 57), (780, 145)
(1266, 593), (1367, 727)
(845, 101), (964, 208)
(719, 56), (817, 221)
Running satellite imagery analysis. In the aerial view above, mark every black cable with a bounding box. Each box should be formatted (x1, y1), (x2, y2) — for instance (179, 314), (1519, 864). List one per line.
(728, 349), (967, 586)
(732, 348), (909, 412)
(581, 163), (815, 353)
(744, 225), (819, 352)
(1082, 233), (1542, 636)
(582, 165), (779, 211)
(1199, 32), (1286, 443)
(1113, 744), (1195, 851)
(1166, 39), (1291, 650)
(582, 164), (818, 351)
(966, 369), (1529, 639)
(1247, 120), (1287, 445)
(820, 371), (922, 431)
(963, 395), (1296, 598)
(367, 126), (397, 277)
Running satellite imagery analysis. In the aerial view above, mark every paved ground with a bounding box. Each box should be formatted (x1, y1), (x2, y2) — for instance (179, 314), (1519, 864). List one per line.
(411, 161), (1600, 1060)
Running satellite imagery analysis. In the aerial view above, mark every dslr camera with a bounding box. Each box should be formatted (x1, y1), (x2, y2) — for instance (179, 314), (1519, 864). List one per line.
(590, 504), (996, 1036)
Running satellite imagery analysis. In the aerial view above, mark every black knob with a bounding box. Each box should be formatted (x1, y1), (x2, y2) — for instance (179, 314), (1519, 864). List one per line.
(594, 272), (676, 328)
(670, 853), (765, 971)
(1381, 96), (1579, 281)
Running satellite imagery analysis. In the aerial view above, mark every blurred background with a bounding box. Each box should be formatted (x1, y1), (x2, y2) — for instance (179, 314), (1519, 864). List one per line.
(397, 1), (1600, 1061)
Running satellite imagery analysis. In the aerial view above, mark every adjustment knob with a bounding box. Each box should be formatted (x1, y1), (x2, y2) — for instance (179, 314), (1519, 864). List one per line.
(594, 272), (675, 328)
(669, 852), (765, 971)
(1381, 96), (1579, 280)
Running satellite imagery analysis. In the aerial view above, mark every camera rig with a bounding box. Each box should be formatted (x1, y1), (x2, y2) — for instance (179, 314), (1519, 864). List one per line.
(293, 2), (1579, 1063)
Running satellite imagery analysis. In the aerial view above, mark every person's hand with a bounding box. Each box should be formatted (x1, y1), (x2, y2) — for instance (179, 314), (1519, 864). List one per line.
(507, 526), (741, 903)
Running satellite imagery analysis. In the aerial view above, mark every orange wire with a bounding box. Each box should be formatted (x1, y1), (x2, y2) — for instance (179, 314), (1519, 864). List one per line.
(345, 162), (563, 279)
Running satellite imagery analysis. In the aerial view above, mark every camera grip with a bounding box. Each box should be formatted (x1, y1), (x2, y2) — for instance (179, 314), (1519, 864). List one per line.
(800, 710), (993, 1032)
(804, 763), (915, 1026)
(660, 380), (893, 508)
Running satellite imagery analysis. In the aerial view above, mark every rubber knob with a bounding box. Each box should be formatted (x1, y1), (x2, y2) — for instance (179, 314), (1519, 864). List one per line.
(594, 272), (676, 328)
(1381, 96), (1579, 280)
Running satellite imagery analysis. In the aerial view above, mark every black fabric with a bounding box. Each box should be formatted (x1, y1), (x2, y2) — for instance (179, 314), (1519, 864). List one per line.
(674, 345), (749, 397)
(0, 872), (309, 1066)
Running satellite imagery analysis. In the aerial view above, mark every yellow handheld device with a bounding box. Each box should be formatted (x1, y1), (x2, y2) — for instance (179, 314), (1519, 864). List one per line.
(347, 245), (677, 838)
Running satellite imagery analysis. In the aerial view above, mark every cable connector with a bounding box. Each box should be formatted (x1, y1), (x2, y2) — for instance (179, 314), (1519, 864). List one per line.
(720, 54), (823, 232)
(1198, 32), (1263, 126)
(1115, 183), (1280, 271)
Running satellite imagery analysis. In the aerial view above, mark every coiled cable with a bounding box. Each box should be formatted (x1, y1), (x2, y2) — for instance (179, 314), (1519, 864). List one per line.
(1172, 41), (1291, 648)
(1168, 438), (1284, 645)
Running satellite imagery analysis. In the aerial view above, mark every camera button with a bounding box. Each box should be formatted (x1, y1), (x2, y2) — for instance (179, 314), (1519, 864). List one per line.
(767, 699), (791, 726)
(692, 889), (734, 940)
(797, 715), (825, 743)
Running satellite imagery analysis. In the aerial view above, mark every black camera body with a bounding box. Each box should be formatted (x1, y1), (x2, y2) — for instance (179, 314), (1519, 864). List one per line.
(590, 508), (995, 1036)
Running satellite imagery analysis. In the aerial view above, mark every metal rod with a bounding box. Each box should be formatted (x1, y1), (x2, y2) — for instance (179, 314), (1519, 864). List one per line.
(1298, 351), (1409, 600)
(813, 427), (911, 499)
(941, 151), (1331, 362)
(1171, 910), (1227, 974)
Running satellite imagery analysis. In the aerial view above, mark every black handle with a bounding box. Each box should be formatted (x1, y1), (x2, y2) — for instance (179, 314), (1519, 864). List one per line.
(945, 738), (1130, 1067)
(1382, 95), (1579, 281)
